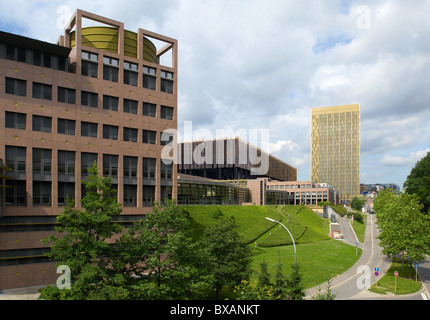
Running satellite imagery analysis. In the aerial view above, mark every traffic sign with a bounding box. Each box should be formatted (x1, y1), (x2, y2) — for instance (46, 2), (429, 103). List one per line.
(414, 264), (419, 269)
(375, 267), (379, 272)
(394, 271), (398, 277)
(375, 271), (379, 277)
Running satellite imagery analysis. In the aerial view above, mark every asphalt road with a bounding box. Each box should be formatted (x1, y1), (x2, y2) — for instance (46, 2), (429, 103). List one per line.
(307, 212), (430, 300)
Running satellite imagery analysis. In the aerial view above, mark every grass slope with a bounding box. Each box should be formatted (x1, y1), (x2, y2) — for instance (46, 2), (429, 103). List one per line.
(182, 205), (282, 244)
(182, 205), (362, 291)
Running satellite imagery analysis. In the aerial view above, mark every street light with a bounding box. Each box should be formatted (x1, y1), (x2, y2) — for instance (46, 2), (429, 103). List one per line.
(265, 217), (297, 266)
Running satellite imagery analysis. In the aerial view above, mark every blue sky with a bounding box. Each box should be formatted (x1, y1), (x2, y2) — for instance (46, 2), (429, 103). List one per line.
(1, 0), (429, 188)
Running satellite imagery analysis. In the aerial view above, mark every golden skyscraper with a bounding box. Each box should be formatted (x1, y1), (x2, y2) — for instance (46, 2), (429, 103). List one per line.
(311, 104), (360, 203)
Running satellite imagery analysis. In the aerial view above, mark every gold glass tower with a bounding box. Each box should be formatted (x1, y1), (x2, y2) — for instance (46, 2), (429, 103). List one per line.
(311, 104), (360, 203)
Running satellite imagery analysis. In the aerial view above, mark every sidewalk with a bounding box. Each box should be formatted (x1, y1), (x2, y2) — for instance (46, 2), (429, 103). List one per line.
(0, 285), (43, 300)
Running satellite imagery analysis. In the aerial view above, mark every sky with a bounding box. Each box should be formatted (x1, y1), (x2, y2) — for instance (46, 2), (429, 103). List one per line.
(1, 0), (429, 188)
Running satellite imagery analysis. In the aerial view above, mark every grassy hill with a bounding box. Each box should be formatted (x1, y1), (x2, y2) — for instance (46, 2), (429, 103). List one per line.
(182, 205), (330, 246)
(181, 205), (361, 290)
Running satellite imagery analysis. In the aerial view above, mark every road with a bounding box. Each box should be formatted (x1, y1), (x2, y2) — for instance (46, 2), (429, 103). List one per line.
(307, 212), (430, 300)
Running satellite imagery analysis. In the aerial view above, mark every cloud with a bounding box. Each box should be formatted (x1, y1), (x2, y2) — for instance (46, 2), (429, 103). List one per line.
(381, 149), (430, 167)
(1, 0), (429, 187)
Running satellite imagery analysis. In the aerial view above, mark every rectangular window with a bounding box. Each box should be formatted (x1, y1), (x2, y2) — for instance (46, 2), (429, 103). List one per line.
(160, 132), (174, 146)
(33, 50), (42, 66)
(58, 87), (76, 104)
(57, 118), (76, 135)
(123, 185), (137, 207)
(142, 130), (156, 144)
(103, 56), (119, 82)
(58, 150), (75, 183)
(142, 185), (155, 206)
(32, 181), (51, 206)
(143, 66), (156, 90)
(32, 82), (52, 100)
(161, 106), (174, 120)
(81, 152), (98, 178)
(103, 125), (119, 140)
(161, 161), (173, 180)
(103, 95), (119, 111)
(5, 77), (26, 96)
(143, 157), (156, 181)
(32, 115), (52, 133)
(81, 91), (98, 108)
(5, 146), (26, 181)
(32, 148), (52, 181)
(6, 180), (26, 206)
(103, 154), (118, 180)
(123, 156), (138, 181)
(123, 127), (138, 142)
(5, 45), (27, 63)
(5, 111), (26, 130)
(58, 182), (75, 205)
(161, 70), (174, 94)
(124, 61), (138, 86)
(123, 99), (138, 114)
(142, 102), (156, 117)
(81, 51), (98, 78)
(81, 121), (98, 138)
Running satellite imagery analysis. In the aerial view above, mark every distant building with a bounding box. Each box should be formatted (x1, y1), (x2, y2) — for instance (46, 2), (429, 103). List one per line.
(177, 137), (297, 181)
(311, 104), (360, 203)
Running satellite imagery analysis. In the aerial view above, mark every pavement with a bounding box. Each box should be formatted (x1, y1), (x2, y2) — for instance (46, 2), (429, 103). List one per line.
(0, 285), (43, 300)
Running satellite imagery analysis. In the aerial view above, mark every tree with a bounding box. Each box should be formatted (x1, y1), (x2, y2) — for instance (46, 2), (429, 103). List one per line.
(257, 259), (272, 289)
(200, 216), (252, 299)
(272, 251), (288, 299)
(351, 197), (364, 211)
(114, 200), (206, 300)
(375, 191), (430, 278)
(40, 163), (124, 300)
(404, 151), (430, 214)
(286, 263), (306, 300)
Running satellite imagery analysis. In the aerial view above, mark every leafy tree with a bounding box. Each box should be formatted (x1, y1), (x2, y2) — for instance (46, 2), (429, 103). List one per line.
(351, 197), (364, 211)
(404, 151), (430, 214)
(199, 216), (252, 299)
(40, 163), (123, 300)
(113, 200), (207, 300)
(375, 191), (430, 278)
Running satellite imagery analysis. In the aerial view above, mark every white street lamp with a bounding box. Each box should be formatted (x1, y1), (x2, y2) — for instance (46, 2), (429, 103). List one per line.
(265, 217), (297, 266)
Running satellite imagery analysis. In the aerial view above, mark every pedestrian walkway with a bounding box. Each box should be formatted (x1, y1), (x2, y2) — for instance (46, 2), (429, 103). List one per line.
(0, 285), (43, 300)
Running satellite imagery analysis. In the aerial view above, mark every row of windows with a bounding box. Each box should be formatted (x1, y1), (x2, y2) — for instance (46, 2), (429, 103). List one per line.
(5, 179), (172, 208)
(4, 146), (173, 206)
(5, 111), (174, 144)
(5, 146), (173, 182)
(81, 51), (174, 93)
(0, 43), (69, 72)
(4, 77), (174, 120)
(0, 44), (175, 94)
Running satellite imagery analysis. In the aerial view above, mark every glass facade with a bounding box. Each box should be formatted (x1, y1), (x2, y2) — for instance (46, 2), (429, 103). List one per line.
(311, 105), (360, 203)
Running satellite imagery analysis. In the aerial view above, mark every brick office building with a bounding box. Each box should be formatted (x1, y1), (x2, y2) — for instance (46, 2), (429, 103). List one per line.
(0, 9), (177, 289)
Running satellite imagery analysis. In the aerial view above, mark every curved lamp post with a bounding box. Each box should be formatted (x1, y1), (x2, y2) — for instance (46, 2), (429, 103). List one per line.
(265, 217), (297, 266)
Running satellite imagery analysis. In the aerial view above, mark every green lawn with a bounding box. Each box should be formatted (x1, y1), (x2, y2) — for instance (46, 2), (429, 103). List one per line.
(369, 261), (422, 295)
(251, 239), (362, 289)
(183, 205), (363, 290)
